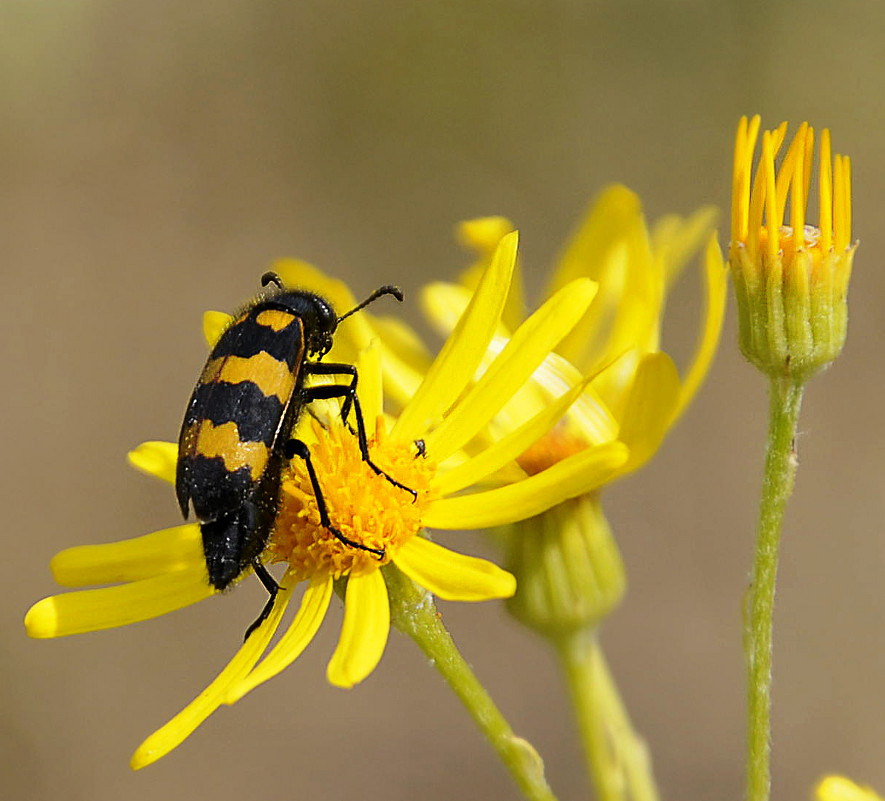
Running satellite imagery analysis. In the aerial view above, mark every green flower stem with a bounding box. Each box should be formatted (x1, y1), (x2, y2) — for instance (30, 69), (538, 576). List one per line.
(386, 567), (558, 801)
(745, 377), (804, 801)
(557, 630), (659, 801)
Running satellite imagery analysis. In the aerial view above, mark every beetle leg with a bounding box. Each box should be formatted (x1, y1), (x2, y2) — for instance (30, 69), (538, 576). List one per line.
(284, 438), (386, 559)
(243, 558), (281, 641)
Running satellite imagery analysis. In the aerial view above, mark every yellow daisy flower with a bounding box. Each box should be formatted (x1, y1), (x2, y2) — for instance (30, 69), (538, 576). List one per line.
(25, 231), (628, 769)
(437, 184), (726, 484)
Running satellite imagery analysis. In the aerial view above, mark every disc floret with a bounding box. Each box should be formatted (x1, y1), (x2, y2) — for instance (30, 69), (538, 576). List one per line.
(270, 418), (436, 579)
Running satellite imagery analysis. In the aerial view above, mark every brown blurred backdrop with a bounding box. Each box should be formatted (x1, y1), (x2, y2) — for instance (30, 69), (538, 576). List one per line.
(4, 1), (884, 799)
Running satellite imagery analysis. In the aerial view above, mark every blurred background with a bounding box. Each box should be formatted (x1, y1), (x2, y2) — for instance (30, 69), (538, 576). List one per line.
(4, 1), (884, 799)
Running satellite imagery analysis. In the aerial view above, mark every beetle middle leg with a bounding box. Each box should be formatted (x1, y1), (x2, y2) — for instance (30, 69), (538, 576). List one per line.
(304, 362), (417, 500)
(283, 438), (386, 559)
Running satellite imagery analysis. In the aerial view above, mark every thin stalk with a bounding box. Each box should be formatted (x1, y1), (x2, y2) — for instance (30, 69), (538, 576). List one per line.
(557, 630), (659, 801)
(385, 567), (558, 801)
(745, 377), (804, 801)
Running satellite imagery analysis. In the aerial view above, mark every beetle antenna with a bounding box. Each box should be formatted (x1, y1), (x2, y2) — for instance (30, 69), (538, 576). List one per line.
(338, 285), (404, 324)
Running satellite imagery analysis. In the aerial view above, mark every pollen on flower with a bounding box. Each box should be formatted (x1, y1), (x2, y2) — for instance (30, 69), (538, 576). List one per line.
(517, 425), (588, 476)
(269, 418), (435, 580)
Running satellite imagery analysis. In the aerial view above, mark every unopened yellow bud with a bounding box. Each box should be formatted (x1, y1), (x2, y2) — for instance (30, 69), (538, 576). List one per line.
(503, 493), (626, 637)
(729, 116), (856, 381)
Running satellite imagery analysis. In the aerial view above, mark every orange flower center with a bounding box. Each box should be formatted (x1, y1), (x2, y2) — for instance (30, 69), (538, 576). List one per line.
(516, 425), (587, 476)
(269, 418), (436, 580)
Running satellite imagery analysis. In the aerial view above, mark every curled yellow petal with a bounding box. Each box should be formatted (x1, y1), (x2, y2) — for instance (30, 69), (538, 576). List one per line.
(616, 352), (681, 473)
(672, 233), (727, 422)
(652, 205), (719, 289)
(131, 580), (292, 770)
(393, 538), (515, 601)
(424, 441), (628, 529)
(225, 573), (333, 704)
(326, 570), (390, 689)
(549, 185), (660, 368)
(547, 184), (642, 293)
(127, 441), (178, 484)
(25, 567), (213, 638)
(51, 524), (203, 587)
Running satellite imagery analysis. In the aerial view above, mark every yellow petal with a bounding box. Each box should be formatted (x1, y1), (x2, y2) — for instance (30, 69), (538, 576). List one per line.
(651, 205), (719, 289)
(225, 573), (333, 704)
(616, 352), (681, 473)
(547, 185), (642, 293)
(455, 216), (525, 333)
(817, 777), (883, 801)
(671, 233), (727, 422)
(493, 349), (620, 445)
(590, 348), (642, 422)
(550, 186), (661, 369)
(202, 311), (233, 349)
(393, 538), (515, 601)
(424, 441), (628, 529)
(50, 524), (203, 587)
(423, 277), (598, 462)
(371, 314), (433, 373)
(131, 580), (292, 770)
(457, 215), (516, 259)
(127, 441), (178, 484)
(25, 567), (214, 638)
(357, 340), (383, 424)
(420, 282), (482, 339)
(369, 315), (432, 408)
(432, 376), (593, 496)
(326, 570), (390, 689)
(394, 232), (517, 441)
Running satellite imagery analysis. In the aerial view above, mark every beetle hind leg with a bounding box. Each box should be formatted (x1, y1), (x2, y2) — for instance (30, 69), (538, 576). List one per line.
(243, 558), (281, 641)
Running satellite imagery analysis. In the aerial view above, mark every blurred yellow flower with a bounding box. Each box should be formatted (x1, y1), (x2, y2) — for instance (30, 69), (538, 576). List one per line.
(25, 232), (629, 769)
(429, 184), (726, 488)
(817, 776), (883, 801)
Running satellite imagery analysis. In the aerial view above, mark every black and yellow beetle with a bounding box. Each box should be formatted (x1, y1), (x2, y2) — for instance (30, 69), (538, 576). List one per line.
(176, 272), (411, 637)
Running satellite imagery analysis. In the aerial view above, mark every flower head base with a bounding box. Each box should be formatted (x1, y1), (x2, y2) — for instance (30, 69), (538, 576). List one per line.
(271, 417), (436, 579)
(730, 115), (856, 381)
(505, 493), (625, 635)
